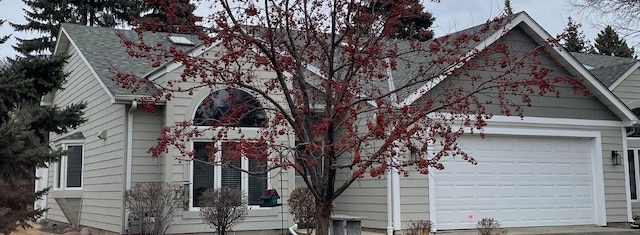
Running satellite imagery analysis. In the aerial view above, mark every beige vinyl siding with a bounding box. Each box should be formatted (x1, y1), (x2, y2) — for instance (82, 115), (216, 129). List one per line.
(333, 175), (389, 229)
(611, 69), (640, 108)
(612, 69), (640, 216)
(398, 173), (429, 229)
(47, 43), (126, 233)
(154, 47), (294, 233)
(601, 127), (628, 223)
(333, 111), (389, 230)
(131, 108), (163, 183)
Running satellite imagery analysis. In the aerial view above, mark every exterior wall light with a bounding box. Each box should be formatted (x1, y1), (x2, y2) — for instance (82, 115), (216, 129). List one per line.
(612, 151), (621, 166)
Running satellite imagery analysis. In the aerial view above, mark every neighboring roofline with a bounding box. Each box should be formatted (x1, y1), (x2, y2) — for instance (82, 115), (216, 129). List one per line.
(58, 26), (117, 104)
(608, 62), (640, 90)
(400, 12), (638, 123)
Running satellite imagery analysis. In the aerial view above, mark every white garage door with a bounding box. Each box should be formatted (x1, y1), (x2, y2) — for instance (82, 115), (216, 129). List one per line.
(433, 135), (595, 230)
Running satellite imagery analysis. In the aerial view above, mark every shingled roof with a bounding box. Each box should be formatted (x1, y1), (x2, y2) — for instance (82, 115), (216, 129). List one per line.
(570, 52), (639, 87)
(59, 23), (203, 97)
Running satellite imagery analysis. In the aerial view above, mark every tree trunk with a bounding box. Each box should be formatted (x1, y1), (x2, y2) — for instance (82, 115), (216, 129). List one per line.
(314, 201), (334, 235)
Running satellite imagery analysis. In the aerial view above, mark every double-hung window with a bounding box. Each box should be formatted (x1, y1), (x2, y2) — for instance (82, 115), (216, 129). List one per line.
(191, 141), (268, 208)
(54, 144), (84, 190)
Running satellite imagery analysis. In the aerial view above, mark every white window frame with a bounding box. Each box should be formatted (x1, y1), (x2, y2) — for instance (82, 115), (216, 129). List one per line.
(53, 142), (84, 191)
(629, 148), (640, 202)
(189, 141), (271, 210)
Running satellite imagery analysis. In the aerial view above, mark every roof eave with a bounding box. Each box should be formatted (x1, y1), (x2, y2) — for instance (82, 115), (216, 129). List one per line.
(113, 95), (166, 105)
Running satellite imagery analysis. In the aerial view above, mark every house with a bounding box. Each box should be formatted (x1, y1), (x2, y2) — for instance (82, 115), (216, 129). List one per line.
(36, 11), (640, 235)
(38, 23), (295, 234)
(571, 52), (640, 219)
(333, 12), (640, 233)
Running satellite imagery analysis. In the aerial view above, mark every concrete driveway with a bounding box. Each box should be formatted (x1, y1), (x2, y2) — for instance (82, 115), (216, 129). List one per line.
(432, 225), (640, 234)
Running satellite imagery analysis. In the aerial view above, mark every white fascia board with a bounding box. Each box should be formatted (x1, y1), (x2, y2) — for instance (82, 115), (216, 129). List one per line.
(488, 115), (631, 127)
(61, 27), (117, 104)
(427, 112), (631, 128)
(609, 62), (640, 90)
(517, 16), (639, 123)
(113, 95), (166, 105)
(401, 14), (525, 107)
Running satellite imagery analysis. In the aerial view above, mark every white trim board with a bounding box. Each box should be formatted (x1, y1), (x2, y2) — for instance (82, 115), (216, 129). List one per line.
(487, 115), (631, 127)
(623, 127), (634, 222)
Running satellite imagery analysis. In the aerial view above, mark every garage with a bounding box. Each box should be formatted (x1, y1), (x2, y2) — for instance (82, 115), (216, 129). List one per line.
(431, 134), (598, 230)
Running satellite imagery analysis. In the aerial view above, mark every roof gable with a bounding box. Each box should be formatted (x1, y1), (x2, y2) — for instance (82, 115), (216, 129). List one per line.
(393, 12), (637, 123)
(56, 23), (203, 101)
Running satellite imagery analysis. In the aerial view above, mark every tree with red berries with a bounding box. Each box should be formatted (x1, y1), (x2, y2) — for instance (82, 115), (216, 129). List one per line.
(115, 1), (586, 234)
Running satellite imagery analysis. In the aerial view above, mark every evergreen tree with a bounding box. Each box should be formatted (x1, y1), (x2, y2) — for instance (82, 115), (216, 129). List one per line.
(594, 25), (635, 57)
(68, 0), (143, 27)
(0, 54), (86, 233)
(11, 0), (75, 56)
(357, 0), (435, 41)
(504, 0), (514, 15)
(562, 17), (594, 53)
(137, 0), (201, 33)
(11, 0), (142, 56)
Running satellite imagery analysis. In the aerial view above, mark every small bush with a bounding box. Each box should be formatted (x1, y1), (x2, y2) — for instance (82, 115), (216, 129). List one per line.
(288, 187), (316, 235)
(406, 220), (433, 235)
(199, 187), (248, 235)
(476, 217), (506, 235)
(124, 182), (183, 235)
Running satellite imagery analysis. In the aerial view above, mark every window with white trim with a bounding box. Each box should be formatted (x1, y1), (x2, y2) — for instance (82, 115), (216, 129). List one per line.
(192, 141), (268, 207)
(54, 144), (84, 190)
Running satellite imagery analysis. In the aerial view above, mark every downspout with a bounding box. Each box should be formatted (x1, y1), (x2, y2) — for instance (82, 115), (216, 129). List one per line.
(387, 169), (393, 235)
(124, 101), (137, 233)
(127, 101), (137, 190)
(384, 58), (401, 234)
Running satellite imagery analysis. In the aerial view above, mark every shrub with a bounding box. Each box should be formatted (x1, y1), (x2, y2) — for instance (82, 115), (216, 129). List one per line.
(476, 217), (506, 235)
(124, 182), (183, 235)
(288, 187), (316, 234)
(199, 187), (248, 235)
(406, 220), (433, 235)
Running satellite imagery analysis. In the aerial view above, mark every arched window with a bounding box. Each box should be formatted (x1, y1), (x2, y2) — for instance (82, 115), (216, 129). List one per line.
(194, 88), (267, 127)
(191, 88), (269, 208)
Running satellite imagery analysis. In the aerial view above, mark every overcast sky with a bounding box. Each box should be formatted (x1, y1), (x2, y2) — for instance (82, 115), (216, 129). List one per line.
(0, 0), (632, 59)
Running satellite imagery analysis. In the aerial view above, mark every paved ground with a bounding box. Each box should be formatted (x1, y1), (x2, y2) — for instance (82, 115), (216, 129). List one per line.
(431, 225), (640, 235)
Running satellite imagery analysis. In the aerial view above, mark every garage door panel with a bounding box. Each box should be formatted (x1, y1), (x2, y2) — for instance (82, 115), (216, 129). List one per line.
(434, 135), (595, 230)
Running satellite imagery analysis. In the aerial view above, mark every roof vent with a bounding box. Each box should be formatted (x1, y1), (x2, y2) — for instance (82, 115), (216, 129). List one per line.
(582, 64), (594, 70)
(168, 36), (195, 45)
